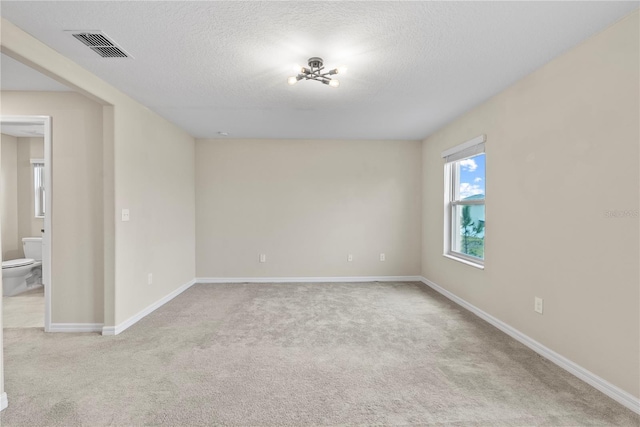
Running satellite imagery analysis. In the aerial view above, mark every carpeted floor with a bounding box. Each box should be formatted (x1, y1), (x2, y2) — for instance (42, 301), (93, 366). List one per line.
(1, 282), (638, 426)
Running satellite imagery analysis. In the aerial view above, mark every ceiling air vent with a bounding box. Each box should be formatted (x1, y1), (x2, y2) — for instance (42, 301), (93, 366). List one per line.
(89, 46), (128, 58)
(68, 31), (131, 58)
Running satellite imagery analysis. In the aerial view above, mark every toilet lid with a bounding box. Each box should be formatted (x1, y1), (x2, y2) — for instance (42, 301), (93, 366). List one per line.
(2, 258), (35, 269)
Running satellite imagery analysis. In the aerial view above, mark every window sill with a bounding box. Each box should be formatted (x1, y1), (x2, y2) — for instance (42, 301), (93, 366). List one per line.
(443, 253), (485, 270)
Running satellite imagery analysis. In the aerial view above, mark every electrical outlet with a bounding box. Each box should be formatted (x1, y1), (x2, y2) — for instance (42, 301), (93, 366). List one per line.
(379, 253), (386, 261)
(534, 297), (543, 314)
(147, 273), (153, 285)
(121, 209), (130, 222)
(348, 254), (353, 262)
(259, 254), (266, 263)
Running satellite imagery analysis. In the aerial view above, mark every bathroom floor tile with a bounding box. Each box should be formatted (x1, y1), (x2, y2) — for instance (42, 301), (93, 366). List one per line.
(3, 286), (44, 328)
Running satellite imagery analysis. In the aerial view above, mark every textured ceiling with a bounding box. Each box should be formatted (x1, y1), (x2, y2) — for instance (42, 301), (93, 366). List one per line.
(1, 1), (637, 140)
(1, 122), (45, 138)
(1, 53), (71, 92)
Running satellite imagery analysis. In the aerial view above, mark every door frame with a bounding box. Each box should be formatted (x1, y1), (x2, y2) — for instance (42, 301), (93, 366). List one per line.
(1, 115), (52, 332)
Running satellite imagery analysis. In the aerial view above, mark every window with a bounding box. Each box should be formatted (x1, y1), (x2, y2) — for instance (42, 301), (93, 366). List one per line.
(31, 159), (45, 218)
(442, 136), (485, 268)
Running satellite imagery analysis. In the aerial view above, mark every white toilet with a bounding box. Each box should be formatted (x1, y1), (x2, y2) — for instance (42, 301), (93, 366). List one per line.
(2, 237), (43, 297)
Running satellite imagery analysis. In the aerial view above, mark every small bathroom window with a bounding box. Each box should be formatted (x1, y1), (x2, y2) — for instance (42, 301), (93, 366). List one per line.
(31, 159), (45, 218)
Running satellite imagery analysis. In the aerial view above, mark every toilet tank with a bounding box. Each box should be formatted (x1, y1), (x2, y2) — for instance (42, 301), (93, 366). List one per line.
(22, 237), (42, 261)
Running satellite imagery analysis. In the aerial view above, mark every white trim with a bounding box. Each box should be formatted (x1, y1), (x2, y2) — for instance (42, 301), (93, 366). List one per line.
(419, 276), (640, 415)
(195, 276), (422, 284)
(102, 279), (196, 336)
(29, 158), (44, 164)
(443, 253), (485, 269)
(1, 116), (52, 333)
(48, 323), (103, 333)
(1, 392), (7, 411)
(101, 326), (117, 336)
(441, 134), (486, 159)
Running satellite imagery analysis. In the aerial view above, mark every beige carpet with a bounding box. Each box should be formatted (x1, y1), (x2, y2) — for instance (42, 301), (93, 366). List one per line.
(1, 282), (638, 426)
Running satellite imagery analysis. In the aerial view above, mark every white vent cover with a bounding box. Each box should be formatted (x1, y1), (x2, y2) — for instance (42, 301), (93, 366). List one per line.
(67, 31), (131, 58)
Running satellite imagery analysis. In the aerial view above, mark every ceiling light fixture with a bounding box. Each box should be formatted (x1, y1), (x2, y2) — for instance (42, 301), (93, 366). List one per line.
(288, 57), (346, 88)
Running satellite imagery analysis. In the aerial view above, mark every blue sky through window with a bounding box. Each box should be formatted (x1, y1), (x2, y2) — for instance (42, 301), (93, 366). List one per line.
(459, 154), (485, 199)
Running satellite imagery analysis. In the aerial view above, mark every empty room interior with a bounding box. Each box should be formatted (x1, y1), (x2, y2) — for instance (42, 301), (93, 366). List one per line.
(0, 1), (639, 425)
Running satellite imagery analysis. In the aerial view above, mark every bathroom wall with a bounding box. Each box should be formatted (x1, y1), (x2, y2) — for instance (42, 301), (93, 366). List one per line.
(0, 133), (19, 260)
(0, 135), (44, 260)
(16, 137), (44, 246)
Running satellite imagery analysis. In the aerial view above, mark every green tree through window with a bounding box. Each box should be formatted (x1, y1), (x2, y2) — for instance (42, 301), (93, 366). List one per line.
(461, 205), (485, 258)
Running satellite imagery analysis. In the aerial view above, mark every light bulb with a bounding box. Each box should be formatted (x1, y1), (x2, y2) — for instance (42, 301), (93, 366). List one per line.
(287, 76), (298, 86)
(329, 79), (340, 88)
(293, 64), (303, 73)
(337, 65), (348, 75)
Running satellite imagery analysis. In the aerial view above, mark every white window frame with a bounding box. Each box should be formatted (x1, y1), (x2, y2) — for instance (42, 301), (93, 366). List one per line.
(31, 158), (45, 218)
(442, 135), (486, 269)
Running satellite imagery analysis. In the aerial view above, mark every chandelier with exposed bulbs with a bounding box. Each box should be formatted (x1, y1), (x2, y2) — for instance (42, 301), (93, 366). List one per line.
(288, 57), (347, 88)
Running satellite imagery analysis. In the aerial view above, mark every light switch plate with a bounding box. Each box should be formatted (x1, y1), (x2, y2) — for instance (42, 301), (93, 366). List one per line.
(534, 297), (543, 314)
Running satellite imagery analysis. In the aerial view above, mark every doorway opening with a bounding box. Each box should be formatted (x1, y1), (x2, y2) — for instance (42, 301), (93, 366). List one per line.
(1, 116), (52, 332)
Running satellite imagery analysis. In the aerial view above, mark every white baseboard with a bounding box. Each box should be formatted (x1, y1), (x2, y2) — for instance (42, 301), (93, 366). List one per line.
(419, 276), (640, 415)
(196, 276), (423, 284)
(1, 392), (7, 411)
(102, 279), (196, 336)
(49, 323), (103, 333)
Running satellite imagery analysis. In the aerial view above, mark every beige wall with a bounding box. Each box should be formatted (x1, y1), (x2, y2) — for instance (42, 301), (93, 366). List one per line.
(17, 137), (44, 245)
(0, 133), (19, 260)
(1, 18), (197, 329)
(0, 137), (9, 406)
(0, 92), (196, 327)
(113, 103), (195, 325)
(1, 92), (105, 324)
(0, 229), (3, 404)
(196, 139), (422, 278)
(422, 12), (639, 398)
